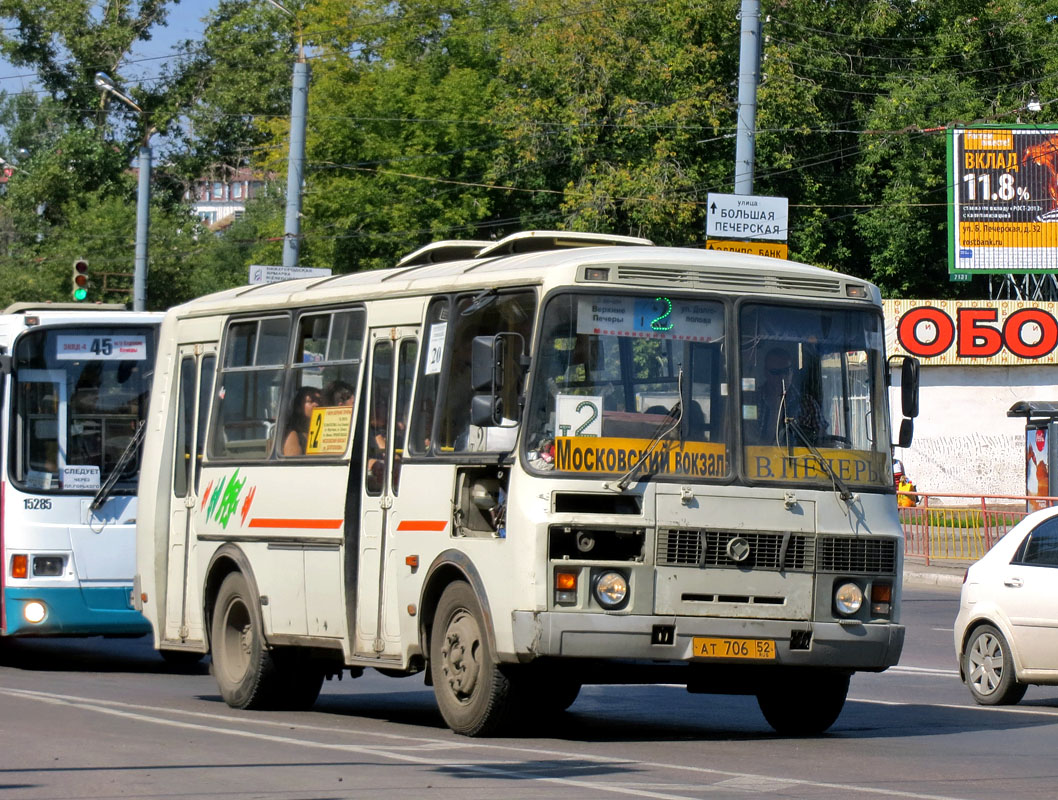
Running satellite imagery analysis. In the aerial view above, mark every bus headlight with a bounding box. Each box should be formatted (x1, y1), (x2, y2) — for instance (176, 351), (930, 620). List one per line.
(23, 601), (46, 624)
(593, 571), (628, 609)
(834, 582), (863, 616)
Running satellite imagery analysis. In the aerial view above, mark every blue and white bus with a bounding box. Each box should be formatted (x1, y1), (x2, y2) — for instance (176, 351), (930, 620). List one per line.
(1, 304), (161, 637)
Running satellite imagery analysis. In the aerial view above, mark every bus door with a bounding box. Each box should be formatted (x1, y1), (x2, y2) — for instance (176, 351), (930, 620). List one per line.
(353, 328), (418, 659)
(163, 344), (216, 645)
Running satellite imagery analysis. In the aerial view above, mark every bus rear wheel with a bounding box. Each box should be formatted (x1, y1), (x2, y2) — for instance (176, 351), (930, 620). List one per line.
(756, 671), (850, 736)
(211, 571), (285, 710)
(430, 582), (516, 736)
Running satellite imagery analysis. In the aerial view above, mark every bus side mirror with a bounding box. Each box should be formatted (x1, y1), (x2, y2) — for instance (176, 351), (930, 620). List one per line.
(471, 394), (502, 427)
(901, 357), (919, 418)
(471, 335), (501, 392)
(897, 418), (914, 449)
(470, 333), (526, 427)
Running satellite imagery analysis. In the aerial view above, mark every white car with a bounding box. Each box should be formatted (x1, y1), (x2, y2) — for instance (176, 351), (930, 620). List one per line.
(955, 505), (1058, 705)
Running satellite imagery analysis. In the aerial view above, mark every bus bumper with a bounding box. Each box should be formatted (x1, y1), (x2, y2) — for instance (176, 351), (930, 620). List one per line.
(3, 586), (151, 637)
(510, 611), (904, 670)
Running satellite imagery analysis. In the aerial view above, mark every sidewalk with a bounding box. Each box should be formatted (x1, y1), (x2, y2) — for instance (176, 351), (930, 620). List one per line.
(903, 556), (971, 589)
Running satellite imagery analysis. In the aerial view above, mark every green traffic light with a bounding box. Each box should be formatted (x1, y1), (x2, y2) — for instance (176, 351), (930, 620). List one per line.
(73, 287), (87, 301)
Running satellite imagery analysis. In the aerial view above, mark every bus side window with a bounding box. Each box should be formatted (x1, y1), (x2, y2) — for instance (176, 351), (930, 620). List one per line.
(209, 316), (290, 460)
(438, 290), (535, 453)
(409, 298), (448, 454)
(283, 308), (364, 458)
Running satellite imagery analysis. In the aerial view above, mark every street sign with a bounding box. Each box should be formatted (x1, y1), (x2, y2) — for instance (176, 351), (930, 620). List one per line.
(949, 272), (972, 282)
(705, 239), (788, 259)
(706, 192), (788, 241)
(949, 126), (1058, 274)
(249, 265), (332, 285)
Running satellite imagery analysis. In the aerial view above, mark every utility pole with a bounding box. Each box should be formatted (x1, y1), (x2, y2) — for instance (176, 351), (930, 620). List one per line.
(282, 58), (309, 268)
(134, 145), (151, 310)
(734, 0), (762, 195)
(95, 72), (152, 311)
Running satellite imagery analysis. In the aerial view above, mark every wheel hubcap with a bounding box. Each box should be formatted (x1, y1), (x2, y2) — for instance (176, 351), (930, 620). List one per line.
(968, 633), (1003, 695)
(221, 601), (252, 681)
(440, 609), (481, 702)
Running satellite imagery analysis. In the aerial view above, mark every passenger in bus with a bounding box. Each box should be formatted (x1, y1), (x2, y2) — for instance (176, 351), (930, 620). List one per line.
(322, 379), (354, 407)
(282, 386), (321, 455)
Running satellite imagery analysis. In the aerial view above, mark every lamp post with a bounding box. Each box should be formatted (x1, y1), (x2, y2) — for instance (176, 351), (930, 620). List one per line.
(95, 72), (151, 312)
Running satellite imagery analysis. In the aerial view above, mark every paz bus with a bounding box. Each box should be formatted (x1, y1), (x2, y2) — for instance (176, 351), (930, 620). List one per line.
(1, 304), (161, 637)
(135, 232), (919, 735)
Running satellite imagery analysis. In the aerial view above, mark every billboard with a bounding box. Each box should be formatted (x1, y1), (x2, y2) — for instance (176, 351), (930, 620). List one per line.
(884, 299), (1058, 366)
(948, 126), (1058, 274)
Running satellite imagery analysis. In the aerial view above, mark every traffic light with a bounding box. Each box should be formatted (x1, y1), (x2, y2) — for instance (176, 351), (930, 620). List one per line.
(72, 259), (88, 301)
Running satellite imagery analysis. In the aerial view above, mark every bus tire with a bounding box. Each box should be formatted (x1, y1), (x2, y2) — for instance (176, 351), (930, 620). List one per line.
(756, 672), (849, 735)
(964, 624), (1027, 706)
(211, 571), (282, 710)
(430, 581), (515, 736)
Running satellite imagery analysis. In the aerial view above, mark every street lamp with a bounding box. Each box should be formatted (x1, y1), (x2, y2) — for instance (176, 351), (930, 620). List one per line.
(95, 72), (151, 311)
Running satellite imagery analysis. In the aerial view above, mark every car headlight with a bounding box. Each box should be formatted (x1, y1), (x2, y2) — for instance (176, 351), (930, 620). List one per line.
(834, 582), (864, 616)
(593, 571), (628, 609)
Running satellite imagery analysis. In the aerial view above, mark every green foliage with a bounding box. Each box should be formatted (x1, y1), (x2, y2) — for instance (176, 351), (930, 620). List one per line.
(4, 0), (1058, 309)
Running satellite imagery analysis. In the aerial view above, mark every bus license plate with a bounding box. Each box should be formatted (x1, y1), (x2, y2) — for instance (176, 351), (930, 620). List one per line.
(692, 637), (775, 660)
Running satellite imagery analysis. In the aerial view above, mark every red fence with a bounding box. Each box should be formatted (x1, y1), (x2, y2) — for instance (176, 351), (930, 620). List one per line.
(899, 491), (1058, 565)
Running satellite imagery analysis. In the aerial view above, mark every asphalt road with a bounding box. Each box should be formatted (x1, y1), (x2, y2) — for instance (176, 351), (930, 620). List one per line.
(2, 584), (1057, 800)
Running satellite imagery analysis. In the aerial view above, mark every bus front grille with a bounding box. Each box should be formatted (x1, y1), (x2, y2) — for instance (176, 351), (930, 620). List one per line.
(657, 529), (814, 571)
(817, 537), (898, 575)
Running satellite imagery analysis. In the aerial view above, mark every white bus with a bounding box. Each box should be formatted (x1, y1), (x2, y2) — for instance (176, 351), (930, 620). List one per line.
(136, 232), (919, 735)
(1, 304), (162, 638)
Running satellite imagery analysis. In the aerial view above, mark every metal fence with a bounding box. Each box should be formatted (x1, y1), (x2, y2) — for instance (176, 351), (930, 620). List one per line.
(899, 491), (1057, 565)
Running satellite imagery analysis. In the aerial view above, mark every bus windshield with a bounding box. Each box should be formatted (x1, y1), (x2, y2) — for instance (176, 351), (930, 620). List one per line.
(525, 292), (729, 481)
(10, 326), (156, 492)
(739, 303), (891, 489)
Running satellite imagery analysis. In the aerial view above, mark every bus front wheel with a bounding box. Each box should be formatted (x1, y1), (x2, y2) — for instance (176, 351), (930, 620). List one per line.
(211, 571), (284, 710)
(430, 582), (516, 736)
(756, 671), (850, 735)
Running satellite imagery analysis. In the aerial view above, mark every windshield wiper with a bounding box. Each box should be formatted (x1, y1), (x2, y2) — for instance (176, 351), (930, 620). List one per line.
(784, 416), (854, 503)
(90, 420), (146, 512)
(609, 369), (684, 492)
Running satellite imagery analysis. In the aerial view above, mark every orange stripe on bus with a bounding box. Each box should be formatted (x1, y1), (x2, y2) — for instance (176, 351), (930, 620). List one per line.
(246, 518), (344, 530)
(396, 520), (448, 532)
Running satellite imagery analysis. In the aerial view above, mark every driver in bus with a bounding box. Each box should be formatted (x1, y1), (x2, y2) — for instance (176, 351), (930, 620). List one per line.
(756, 347), (827, 446)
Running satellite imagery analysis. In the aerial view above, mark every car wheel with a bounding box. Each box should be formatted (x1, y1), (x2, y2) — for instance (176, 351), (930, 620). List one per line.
(964, 624), (1028, 706)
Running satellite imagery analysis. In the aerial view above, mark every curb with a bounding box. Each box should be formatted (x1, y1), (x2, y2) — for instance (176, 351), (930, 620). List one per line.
(903, 568), (966, 588)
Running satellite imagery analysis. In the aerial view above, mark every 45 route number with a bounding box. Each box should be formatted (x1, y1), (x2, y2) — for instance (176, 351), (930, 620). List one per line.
(90, 337), (113, 356)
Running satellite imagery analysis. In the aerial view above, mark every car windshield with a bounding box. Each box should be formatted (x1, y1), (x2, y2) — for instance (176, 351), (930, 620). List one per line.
(524, 292), (729, 481)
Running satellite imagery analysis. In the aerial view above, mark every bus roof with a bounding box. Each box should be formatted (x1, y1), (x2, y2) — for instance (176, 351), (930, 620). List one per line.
(166, 233), (878, 320)
(0, 307), (162, 346)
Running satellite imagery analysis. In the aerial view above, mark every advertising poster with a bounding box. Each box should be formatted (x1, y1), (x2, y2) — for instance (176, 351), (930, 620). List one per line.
(949, 127), (1058, 274)
(1027, 425), (1051, 511)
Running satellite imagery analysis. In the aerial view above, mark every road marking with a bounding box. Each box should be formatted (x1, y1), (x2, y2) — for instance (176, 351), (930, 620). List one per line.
(888, 665), (960, 677)
(855, 697), (1058, 717)
(0, 686), (979, 800)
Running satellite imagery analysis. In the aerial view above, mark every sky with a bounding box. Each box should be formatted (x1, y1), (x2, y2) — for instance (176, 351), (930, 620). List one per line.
(0, 0), (218, 95)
